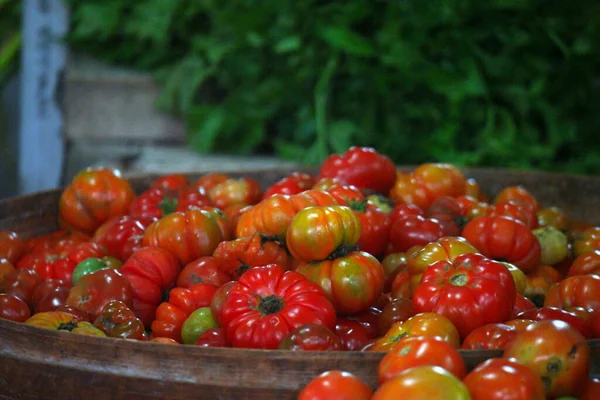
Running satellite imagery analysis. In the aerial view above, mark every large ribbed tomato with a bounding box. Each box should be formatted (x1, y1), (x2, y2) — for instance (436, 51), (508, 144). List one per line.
(568, 250), (600, 276)
(544, 274), (600, 311)
(92, 215), (146, 262)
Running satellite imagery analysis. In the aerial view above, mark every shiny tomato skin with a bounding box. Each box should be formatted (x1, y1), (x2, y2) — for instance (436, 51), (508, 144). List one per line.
(278, 323), (343, 351)
(176, 256), (231, 288)
(377, 297), (418, 336)
(512, 294), (536, 318)
(191, 173), (230, 194)
(463, 357), (545, 400)
(568, 250), (600, 276)
(24, 311), (106, 336)
(298, 370), (373, 400)
(93, 300), (146, 340)
(263, 172), (315, 199)
(503, 320), (590, 399)
(0, 293), (31, 322)
(208, 177), (263, 210)
(349, 200), (391, 259)
(93, 215), (146, 262)
(490, 200), (538, 230)
(334, 318), (374, 351)
(544, 274), (600, 311)
(494, 186), (540, 212)
(0, 258), (15, 284)
(195, 327), (228, 347)
(388, 215), (446, 253)
(580, 378), (600, 400)
(573, 226), (600, 257)
(149, 173), (189, 193)
(378, 336), (466, 384)
(517, 307), (591, 338)
(0, 231), (25, 265)
(0, 268), (42, 308)
(461, 323), (518, 350)
(318, 146), (397, 194)
(537, 206), (569, 231)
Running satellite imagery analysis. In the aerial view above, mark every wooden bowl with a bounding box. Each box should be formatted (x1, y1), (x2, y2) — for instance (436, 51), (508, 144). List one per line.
(1, 167), (599, 399)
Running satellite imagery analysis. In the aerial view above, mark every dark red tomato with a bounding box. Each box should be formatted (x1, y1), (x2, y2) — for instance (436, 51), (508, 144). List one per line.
(93, 300), (146, 341)
(210, 281), (236, 327)
(0, 269), (42, 308)
(24, 230), (90, 256)
(461, 323), (518, 350)
(31, 279), (70, 313)
(463, 358), (545, 400)
(195, 327), (228, 347)
(176, 256), (231, 288)
(318, 146), (397, 194)
(278, 323), (343, 351)
(0, 258), (15, 284)
(0, 231), (25, 265)
(568, 250), (600, 276)
(174, 187), (212, 213)
(347, 306), (382, 339)
(587, 309), (600, 339)
(0, 293), (31, 322)
(298, 370), (373, 400)
(149, 173), (189, 193)
(388, 215), (446, 253)
(512, 294), (536, 318)
(335, 318), (374, 351)
(544, 274), (600, 311)
(581, 378), (600, 400)
(389, 203), (424, 225)
(426, 196), (465, 236)
(263, 172), (315, 198)
(517, 307), (590, 338)
(35, 286), (70, 313)
(92, 215), (146, 262)
(348, 199), (392, 259)
(377, 297), (418, 336)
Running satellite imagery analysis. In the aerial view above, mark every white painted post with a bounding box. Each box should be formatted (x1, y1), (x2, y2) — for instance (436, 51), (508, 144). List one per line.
(19, 0), (68, 194)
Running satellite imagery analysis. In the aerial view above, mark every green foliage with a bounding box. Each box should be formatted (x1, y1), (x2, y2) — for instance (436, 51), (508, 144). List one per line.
(0, 0), (20, 86)
(65, 0), (600, 174)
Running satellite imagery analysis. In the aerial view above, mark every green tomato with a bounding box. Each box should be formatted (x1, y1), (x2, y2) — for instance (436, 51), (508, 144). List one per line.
(181, 307), (218, 345)
(533, 226), (568, 266)
(72, 257), (109, 286)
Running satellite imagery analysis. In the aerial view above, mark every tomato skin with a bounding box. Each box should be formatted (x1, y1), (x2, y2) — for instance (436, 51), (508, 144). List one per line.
(494, 186), (540, 212)
(208, 177), (263, 210)
(455, 195), (492, 221)
(517, 307), (590, 338)
(176, 256), (231, 288)
(378, 336), (466, 384)
(295, 251), (384, 315)
(462, 216), (541, 273)
(490, 200), (538, 230)
(181, 307), (218, 345)
(580, 378), (600, 400)
(195, 327), (228, 347)
(93, 300), (146, 340)
(324, 184), (365, 205)
(512, 294), (536, 318)
(149, 173), (189, 193)
(287, 206), (361, 263)
(58, 168), (135, 235)
(0, 231), (25, 265)
(525, 264), (563, 307)
(93, 215), (146, 262)
(537, 206), (569, 231)
(0, 293), (31, 322)
(347, 200), (391, 259)
(372, 365), (470, 400)
(461, 323), (518, 350)
(31, 279), (70, 313)
(298, 370), (373, 400)
(334, 318), (374, 351)
(377, 297), (417, 336)
(388, 215), (446, 253)
(568, 250), (600, 276)
(0, 268), (42, 308)
(544, 274), (600, 311)
(413, 253), (516, 338)
(220, 265), (337, 349)
(573, 227), (600, 258)
(263, 172), (315, 199)
(463, 358), (545, 400)
(278, 323), (343, 351)
(24, 311), (106, 336)
(0, 258), (15, 284)
(381, 252), (407, 293)
(143, 208), (225, 266)
(319, 146), (397, 194)
(503, 320), (590, 399)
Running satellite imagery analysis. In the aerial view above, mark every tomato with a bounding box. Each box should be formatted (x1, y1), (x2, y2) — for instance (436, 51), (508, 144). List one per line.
(210, 281), (236, 327)
(533, 226), (568, 266)
(0, 258), (15, 283)
(504, 318), (537, 331)
(150, 337), (179, 344)
(413, 253), (516, 338)
(465, 177), (488, 201)
(324, 184), (365, 205)
(390, 265), (411, 299)
(24, 311), (106, 336)
(0, 231), (25, 265)
(489, 200), (537, 230)
(372, 365), (470, 400)
(149, 173), (189, 193)
(236, 190), (339, 241)
(298, 370), (373, 400)
(143, 207), (225, 265)
(503, 320), (590, 398)
(0, 268), (42, 308)
(573, 226), (600, 257)
(537, 206), (569, 231)
(72, 257), (113, 286)
(207, 177), (262, 210)
(31, 279), (70, 313)
(296, 251), (384, 315)
(263, 172), (315, 198)
(180, 307), (218, 345)
(220, 265), (336, 349)
(371, 312), (460, 351)
(24, 230), (90, 255)
(493, 186), (540, 212)
(381, 252), (407, 293)
(93, 215), (146, 262)
(455, 195), (491, 221)
(334, 318), (374, 351)
(345, 200), (391, 259)
(502, 262), (527, 296)
(195, 327), (228, 347)
(389, 203), (424, 226)
(278, 323), (343, 351)
(119, 247), (181, 327)
(525, 264), (563, 307)
(512, 294), (536, 317)
(286, 206), (361, 263)
(463, 358), (545, 400)
(568, 221), (593, 243)
(0, 293), (31, 322)
(378, 336), (466, 385)
(377, 297), (417, 336)
(461, 323), (518, 350)
(544, 274), (600, 311)
(58, 168), (135, 235)
(347, 306), (382, 338)
(388, 215), (446, 253)
(568, 250), (600, 276)
(389, 163), (467, 210)
(176, 256), (231, 288)
(151, 283), (219, 343)
(66, 268), (133, 320)
(587, 308), (600, 338)
(580, 378), (600, 400)
(319, 146), (397, 194)
(517, 306), (590, 338)
(462, 216), (541, 273)
(213, 233), (291, 280)
(93, 300), (146, 340)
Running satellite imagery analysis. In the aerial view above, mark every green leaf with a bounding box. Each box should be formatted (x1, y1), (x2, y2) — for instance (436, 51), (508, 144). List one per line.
(186, 106), (227, 153)
(318, 26), (375, 57)
(328, 120), (357, 154)
(274, 139), (308, 161)
(274, 36), (302, 53)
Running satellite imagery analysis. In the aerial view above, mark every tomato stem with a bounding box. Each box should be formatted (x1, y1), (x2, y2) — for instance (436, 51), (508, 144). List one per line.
(450, 273), (469, 286)
(57, 320), (79, 332)
(257, 295), (284, 315)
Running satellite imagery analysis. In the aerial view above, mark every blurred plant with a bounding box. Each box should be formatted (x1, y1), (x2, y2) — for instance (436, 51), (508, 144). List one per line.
(65, 0), (600, 173)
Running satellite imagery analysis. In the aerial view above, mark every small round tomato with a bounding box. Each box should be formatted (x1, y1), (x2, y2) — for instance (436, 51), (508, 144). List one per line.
(377, 297), (417, 336)
(461, 323), (518, 350)
(31, 279), (70, 313)
(378, 336), (466, 384)
(464, 358), (545, 400)
(278, 323), (343, 351)
(195, 327), (228, 347)
(298, 370), (373, 400)
(0, 293), (31, 322)
(372, 366), (470, 400)
(72, 257), (114, 286)
(574, 226), (600, 257)
(0, 231), (25, 265)
(493, 186), (539, 212)
(533, 226), (568, 266)
(180, 307), (218, 345)
(388, 215), (446, 253)
(503, 320), (590, 399)
(335, 318), (374, 351)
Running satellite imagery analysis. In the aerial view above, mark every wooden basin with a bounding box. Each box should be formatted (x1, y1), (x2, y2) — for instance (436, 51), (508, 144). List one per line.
(1, 167), (599, 399)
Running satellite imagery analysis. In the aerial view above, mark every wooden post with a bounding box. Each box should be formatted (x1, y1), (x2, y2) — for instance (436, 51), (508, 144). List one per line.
(19, 0), (68, 194)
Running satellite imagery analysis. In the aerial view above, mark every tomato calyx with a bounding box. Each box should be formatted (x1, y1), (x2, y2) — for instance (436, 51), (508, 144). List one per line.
(158, 196), (178, 216)
(326, 245), (360, 261)
(58, 320), (78, 332)
(347, 199), (368, 213)
(257, 294), (284, 316)
(450, 273), (469, 286)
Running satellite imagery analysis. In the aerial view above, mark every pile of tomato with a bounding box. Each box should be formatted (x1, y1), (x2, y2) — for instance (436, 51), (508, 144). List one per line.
(1, 146), (600, 399)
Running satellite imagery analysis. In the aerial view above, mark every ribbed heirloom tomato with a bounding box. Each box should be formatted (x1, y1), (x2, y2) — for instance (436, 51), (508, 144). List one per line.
(93, 215), (146, 262)
(544, 274), (600, 311)
(25, 311), (106, 336)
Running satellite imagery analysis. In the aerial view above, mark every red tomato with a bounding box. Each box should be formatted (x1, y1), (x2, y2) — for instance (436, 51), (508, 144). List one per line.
(335, 318), (374, 351)
(348, 200), (391, 258)
(92, 215), (146, 262)
(319, 146), (397, 194)
(195, 327), (228, 347)
(378, 336), (466, 384)
(278, 323), (343, 351)
(461, 323), (518, 350)
(455, 195), (491, 221)
(210, 281), (236, 327)
(263, 172), (315, 198)
(544, 274), (600, 311)
(503, 320), (590, 398)
(176, 256), (231, 288)
(489, 200), (538, 229)
(463, 358), (545, 400)
(0, 231), (25, 265)
(425, 196), (464, 236)
(494, 186), (540, 212)
(0, 258), (15, 284)
(191, 173), (230, 194)
(389, 203), (424, 225)
(388, 215), (447, 253)
(208, 177), (263, 210)
(324, 184), (365, 205)
(31, 279), (70, 313)
(0, 293), (31, 322)
(298, 370), (373, 400)
(0, 268), (42, 308)
(512, 294), (536, 318)
(377, 297), (417, 336)
(462, 216), (541, 273)
(93, 300), (147, 341)
(517, 307), (591, 338)
(581, 378), (600, 400)
(568, 250), (600, 276)
(220, 265), (336, 349)
(24, 230), (90, 256)
(149, 173), (188, 193)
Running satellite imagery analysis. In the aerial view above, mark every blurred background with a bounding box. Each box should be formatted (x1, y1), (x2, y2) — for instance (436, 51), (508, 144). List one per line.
(2, 0), (600, 199)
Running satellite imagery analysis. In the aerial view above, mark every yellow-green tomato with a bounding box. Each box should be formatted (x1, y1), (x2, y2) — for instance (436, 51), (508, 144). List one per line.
(533, 226), (568, 266)
(286, 206), (362, 263)
(501, 262), (527, 296)
(181, 307), (218, 345)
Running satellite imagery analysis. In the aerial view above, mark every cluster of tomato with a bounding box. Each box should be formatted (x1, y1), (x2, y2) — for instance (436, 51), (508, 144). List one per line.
(1, 146), (600, 399)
